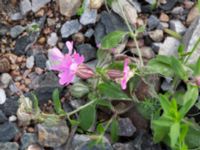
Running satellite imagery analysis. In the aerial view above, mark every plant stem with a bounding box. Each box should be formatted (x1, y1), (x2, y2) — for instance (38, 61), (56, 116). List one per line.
(117, 0), (144, 67)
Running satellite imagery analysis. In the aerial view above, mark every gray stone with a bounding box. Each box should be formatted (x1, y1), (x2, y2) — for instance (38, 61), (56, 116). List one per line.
(77, 142), (113, 150)
(0, 110), (7, 124)
(37, 121), (69, 148)
(0, 23), (9, 36)
(183, 16), (200, 64)
(9, 115), (17, 122)
(34, 53), (47, 69)
(0, 142), (19, 150)
(148, 29), (164, 42)
(32, 0), (51, 12)
(0, 88), (6, 105)
(1, 73), (12, 88)
(170, 20), (186, 34)
(113, 143), (133, 150)
(94, 22), (106, 45)
(0, 96), (19, 116)
(20, 133), (38, 150)
(20, 0), (32, 15)
(171, 6), (184, 15)
(47, 32), (58, 47)
(10, 12), (23, 21)
(118, 118), (136, 137)
(80, 9), (97, 25)
(10, 25), (25, 38)
(147, 15), (160, 30)
(0, 122), (19, 142)
(100, 11), (128, 34)
(76, 44), (96, 62)
(61, 19), (82, 38)
(145, 0), (156, 5)
(159, 0), (177, 11)
(159, 37), (180, 56)
(69, 99), (86, 109)
(26, 56), (35, 69)
(161, 77), (173, 91)
(84, 29), (94, 38)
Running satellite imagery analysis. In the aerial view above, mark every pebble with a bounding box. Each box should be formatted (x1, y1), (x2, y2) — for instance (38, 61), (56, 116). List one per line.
(0, 122), (19, 142)
(117, 118), (136, 137)
(159, 0), (177, 11)
(21, 133), (38, 150)
(76, 44), (96, 62)
(0, 110), (7, 123)
(0, 88), (6, 105)
(10, 25), (25, 38)
(159, 12), (169, 22)
(27, 144), (43, 150)
(1, 73), (12, 88)
(184, 0), (194, 9)
(171, 6), (184, 15)
(38, 37), (46, 45)
(34, 53), (47, 69)
(59, 0), (81, 17)
(72, 32), (85, 43)
(47, 32), (58, 47)
(90, 0), (104, 9)
(20, 0), (32, 15)
(0, 97), (19, 116)
(147, 15), (160, 30)
(26, 56), (35, 69)
(0, 142), (19, 150)
(32, 0), (51, 12)
(84, 29), (94, 38)
(159, 37), (180, 56)
(37, 121), (69, 148)
(186, 6), (200, 25)
(9, 115), (17, 122)
(80, 9), (97, 25)
(148, 30), (164, 42)
(169, 20), (186, 34)
(61, 19), (82, 38)
(10, 13), (23, 21)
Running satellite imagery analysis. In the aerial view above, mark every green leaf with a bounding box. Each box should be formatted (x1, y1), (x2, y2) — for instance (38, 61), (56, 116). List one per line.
(31, 93), (39, 112)
(180, 124), (188, 142)
(194, 58), (200, 76)
(96, 99), (113, 109)
(111, 119), (119, 142)
(159, 95), (171, 115)
(164, 28), (182, 40)
(101, 31), (128, 49)
(136, 25), (146, 33)
(98, 82), (131, 101)
(52, 89), (66, 115)
(96, 49), (112, 68)
(97, 123), (105, 134)
(169, 122), (180, 148)
(198, 1), (200, 13)
(170, 56), (188, 81)
(185, 125), (200, 149)
(69, 119), (79, 126)
(79, 105), (96, 130)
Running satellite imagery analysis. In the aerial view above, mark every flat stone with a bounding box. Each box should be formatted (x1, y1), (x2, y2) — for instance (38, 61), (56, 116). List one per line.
(183, 16), (200, 64)
(169, 20), (186, 34)
(80, 9), (97, 25)
(0, 122), (19, 142)
(10, 25), (25, 38)
(76, 44), (96, 62)
(0, 142), (19, 150)
(131, 47), (155, 59)
(34, 53), (47, 69)
(32, 0), (51, 12)
(1, 73), (12, 88)
(159, 37), (180, 56)
(148, 29), (164, 42)
(26, 56), (35, 69)
(61, 19), (82, 38)
(0, 110), (7, 124)
(59, 0), (81, 17)
(47, 32), (58, 47)
(118, 118), (136, 137)
(21, 133), (38, 150)
(37, 121), (69, 148)
(20, 0), (32, 15)
(84, 29), (94, 38)
(159, 0), (177, 11)
(147, 15), (160, 30)
(186, 6), (200, 25)
(10, 13), (23, 21)
(94, 22), (106, 45)
(0, 23), (9, 36)
(0, 88), (6, 105)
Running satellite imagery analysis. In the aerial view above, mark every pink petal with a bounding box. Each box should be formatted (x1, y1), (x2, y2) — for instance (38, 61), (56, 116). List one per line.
(120, 59), (130, 90)
(58, 71), (75, 85)
(66, 41), (74, 55)
(73, 53), (85, 65)
(48, 47), (64, 61)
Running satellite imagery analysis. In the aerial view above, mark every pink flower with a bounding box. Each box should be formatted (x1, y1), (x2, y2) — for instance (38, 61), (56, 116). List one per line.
(121, 58), (130, 90)
(48, 41), (84, 85)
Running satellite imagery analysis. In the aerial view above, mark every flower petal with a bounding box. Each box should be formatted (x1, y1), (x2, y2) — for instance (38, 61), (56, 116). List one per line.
(66, 41), (74, 55)
(120, 59), (130, 90)
(58, 71), (75, 85)
(73, 53), (85, 65)
(48, 47), (64, 61)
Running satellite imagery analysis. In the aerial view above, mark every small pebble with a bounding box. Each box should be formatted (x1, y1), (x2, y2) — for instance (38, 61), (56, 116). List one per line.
(26, 56), (35, 69)
(0, 88), (6, 105)
(47, 32), (58, 47)
(9, 115), (17, 122)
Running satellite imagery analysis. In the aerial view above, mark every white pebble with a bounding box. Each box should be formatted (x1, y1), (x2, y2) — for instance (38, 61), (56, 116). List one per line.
(26, 56), (35, 69)
(47, 32), (58, 47)
(1, 73), (12, 88)
(9, 115), (17, 122)
(0, 89), (6, 105)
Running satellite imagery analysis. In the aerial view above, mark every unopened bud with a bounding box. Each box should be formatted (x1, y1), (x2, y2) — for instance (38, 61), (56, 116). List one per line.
(76, 64), (94, 79)
(70, 82), (89, 98)
(195, 76), (200, 86)
(107, 69), (123, 79)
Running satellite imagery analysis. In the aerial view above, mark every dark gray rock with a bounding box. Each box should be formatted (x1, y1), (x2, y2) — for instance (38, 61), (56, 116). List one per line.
(77, 142), (113, 150)
(34, 53), (47, 69)
(118, 118), (136, 137)
(0, 110), (7, 123)
(0, 122), (19, 142)
(147, 15), (160, 30)
(61, 19), (82, 38)
(94, 22), (106, 45)
(20, 133), (38, 150)
(100, 11), (128, 34)
(37, 121), (69, 148)
(76, 44), (96, 62)
(159, 0), (177, 11)
(0, 142), (19, 150)
(0, 23), (9, 36)
(10, 25), (25, 38)
(84, 29), (94, 38)
(0, 97), (18, 116)
(183, 16), (200, 64)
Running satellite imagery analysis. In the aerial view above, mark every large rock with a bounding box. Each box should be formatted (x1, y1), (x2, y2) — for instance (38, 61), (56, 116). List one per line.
(0, 97), (18, 116)
(37, 121), (69, 148)
(0, 142), (19, 150)
(76, 44), (96, 62)
(61, 19), (82, 38)
(20, 0), (32, 15)
(0, 110), (7, 123)
(10, 25), (25, 38)
(183, 16), (200, 64)
(32, 0), (51, 12)
(59, 0), (81, 17)
(0, 122), (19, 142)
(20, 133), (38, 150)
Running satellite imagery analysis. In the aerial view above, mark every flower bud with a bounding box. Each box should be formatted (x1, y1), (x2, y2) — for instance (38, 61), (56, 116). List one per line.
(107, 69), (123, 79)
(195, 76), (200, 86)
(70, 82), (90, 98)
(76, 64), (95, 79)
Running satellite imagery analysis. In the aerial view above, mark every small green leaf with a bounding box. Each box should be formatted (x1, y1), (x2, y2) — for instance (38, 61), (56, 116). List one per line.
(52, 89), (66, 115)
(111, 119), (119, 142)
(169, 122), (180, 148)
(96, 99), (113, 109)
(194, 58), (200, 76)
(101, 31), (128, 49)
(79, 105), (96, 130)
(159, 95), (171, 115)
(136, 25), (146, 33)
(31, 93), (39, 112)
(198, 1), (200, 12)
(98, 82), (131, 101)
(96, 49), (112, 68)
(69, 119), (79, 126)
(164, 28), (182, 40)
(97, 123), (105, 134)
